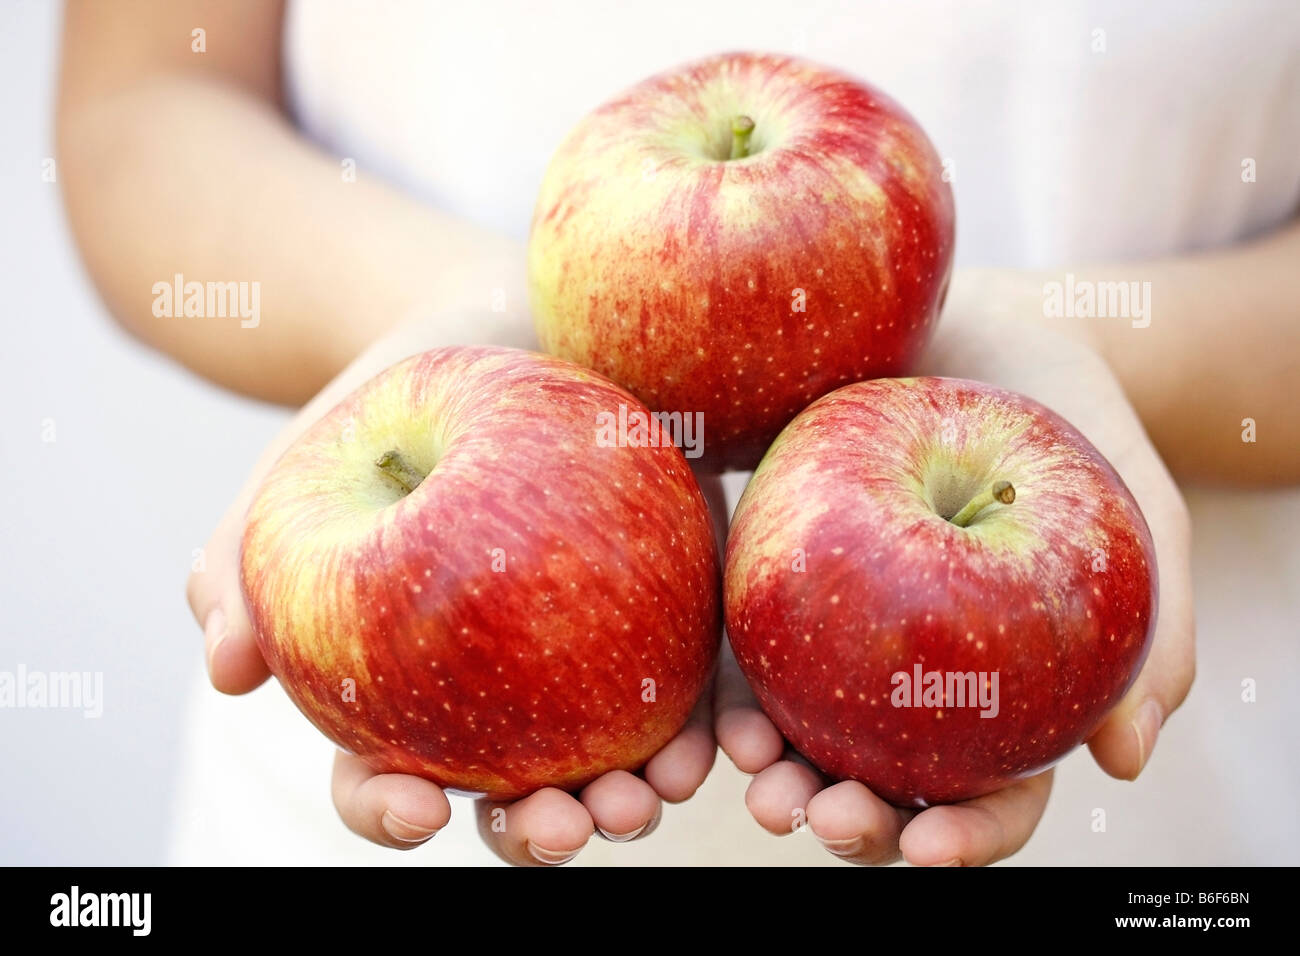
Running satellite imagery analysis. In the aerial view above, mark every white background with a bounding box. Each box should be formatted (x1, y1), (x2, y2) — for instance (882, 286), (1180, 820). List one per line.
(2, 0), (1297, 865)
(0, 1), (284, 864)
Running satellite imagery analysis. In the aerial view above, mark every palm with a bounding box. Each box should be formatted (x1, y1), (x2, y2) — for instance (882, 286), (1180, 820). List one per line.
(187, 310), (719, 865)
(713, 294), (1194, 865)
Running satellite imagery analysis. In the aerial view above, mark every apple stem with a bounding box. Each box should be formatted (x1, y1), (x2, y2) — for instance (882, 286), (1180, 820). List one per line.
(375, 449), (425, 497)
(949, 481), (1016, 528)
(730, 115), (755, 160)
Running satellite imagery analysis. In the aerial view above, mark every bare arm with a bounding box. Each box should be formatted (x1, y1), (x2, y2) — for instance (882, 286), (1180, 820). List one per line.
(62, 3), (692, 865)
(57, 0), (526, 404)
(950, 218), (1300, 485)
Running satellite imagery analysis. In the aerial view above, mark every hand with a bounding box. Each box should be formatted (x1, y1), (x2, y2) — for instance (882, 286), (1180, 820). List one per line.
(185, 310), (718, 865)
(714, 270), (1196, 865)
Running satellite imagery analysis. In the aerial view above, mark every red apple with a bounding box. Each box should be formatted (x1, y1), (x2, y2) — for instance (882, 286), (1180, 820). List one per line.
(240, 346), (720, 800)
(528, 51), (955, 472)
(725, 377), (1157, 806)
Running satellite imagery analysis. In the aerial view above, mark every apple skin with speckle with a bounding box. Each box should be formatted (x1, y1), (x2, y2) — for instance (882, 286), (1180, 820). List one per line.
(240, 347), (721, 801)
(528, 52), (954, 472)
(724, 377), (1157, 806)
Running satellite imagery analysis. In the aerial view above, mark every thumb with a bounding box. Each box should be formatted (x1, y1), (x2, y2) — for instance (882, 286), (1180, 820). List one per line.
(1087, 495), (1196, 780)
(186, 482), (271, 695)
(184, 314), (505, 696)
(183, 335), (389, 695)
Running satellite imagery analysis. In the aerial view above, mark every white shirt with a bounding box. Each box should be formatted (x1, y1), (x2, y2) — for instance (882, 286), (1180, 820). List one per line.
(284, 0), (1300, 263)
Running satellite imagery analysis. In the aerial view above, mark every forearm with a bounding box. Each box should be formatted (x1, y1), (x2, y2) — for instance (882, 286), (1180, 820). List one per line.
(947, 219), (1300, 484)
(57, 13), (525, 404)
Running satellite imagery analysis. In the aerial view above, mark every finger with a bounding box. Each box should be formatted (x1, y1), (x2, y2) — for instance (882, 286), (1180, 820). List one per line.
(744, 756), (824, 836)
(579, 770), (662, 843)
(643, 682), (717, 802)
(330, 750), (452, 849)
(1089, 461), (1196, 780)
(186, 494), (271, 695)
(476, 788), (594, 866)
(898, 768), (1054, 867)
(715, 642), (785, 774)
(806, 780), (913, 865)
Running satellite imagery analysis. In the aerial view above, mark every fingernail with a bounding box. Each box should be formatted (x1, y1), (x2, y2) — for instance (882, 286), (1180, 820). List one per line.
(1132, 698), (1164, 776)
(930, 858), (963, 867)
(817, 835), (864, 858)
(597, 822), (648, 843)
(204, 607), (227, 672)
(527, 842), (580, 865)
(381, 810), (436, 844)
(639, 812), (663, 840)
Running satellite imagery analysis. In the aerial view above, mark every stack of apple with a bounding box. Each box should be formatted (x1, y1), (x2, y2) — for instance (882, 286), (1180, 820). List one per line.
(242, 53), (1156, 807)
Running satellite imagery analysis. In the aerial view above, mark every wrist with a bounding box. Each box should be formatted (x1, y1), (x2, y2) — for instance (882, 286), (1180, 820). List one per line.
(328, 248), (531, 372)
(941, 267), (1104, 355)
(922, 268), (1110, 388)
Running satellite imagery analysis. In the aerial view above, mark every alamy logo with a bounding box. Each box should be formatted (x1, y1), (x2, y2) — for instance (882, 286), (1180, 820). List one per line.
(151, 273), (260, 328)
(595, 403), (704, 460)
(50, 886), (151, 936)
(0, 665), (102, 718)
(891, 664), (1000, 718)
(1042, 273), (1151, 329)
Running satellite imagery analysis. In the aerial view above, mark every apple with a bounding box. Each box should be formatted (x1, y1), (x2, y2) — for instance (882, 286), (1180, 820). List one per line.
(528, 51), (955, 472)
(724, 377), (1157, 806)
(240, 346), (721, 800)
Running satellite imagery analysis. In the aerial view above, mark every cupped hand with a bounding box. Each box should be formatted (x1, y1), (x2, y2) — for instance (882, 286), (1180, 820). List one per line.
(714, 270), (1196, 865)
(185, 311), (719, 864)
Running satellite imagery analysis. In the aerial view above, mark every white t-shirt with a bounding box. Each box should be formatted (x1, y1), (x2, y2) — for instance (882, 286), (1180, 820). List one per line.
(168, 0), (1300, 865)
